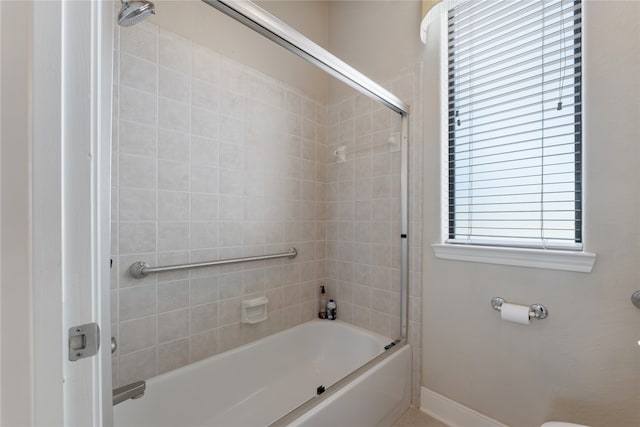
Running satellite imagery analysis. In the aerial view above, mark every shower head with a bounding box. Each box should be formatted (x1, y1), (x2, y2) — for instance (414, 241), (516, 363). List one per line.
(118, 0), (155, 27)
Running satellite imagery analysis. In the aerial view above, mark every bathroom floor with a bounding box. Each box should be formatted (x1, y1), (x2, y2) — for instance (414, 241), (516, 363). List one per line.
(393, 408), (449, 427)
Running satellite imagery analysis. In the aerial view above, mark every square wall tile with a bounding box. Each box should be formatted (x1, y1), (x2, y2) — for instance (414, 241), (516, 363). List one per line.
(111, 23), (419, 389)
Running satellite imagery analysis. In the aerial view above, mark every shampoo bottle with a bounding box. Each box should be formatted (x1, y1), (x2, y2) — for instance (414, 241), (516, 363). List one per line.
(319, 285), (327, 319)
(327, 299), (337, 320)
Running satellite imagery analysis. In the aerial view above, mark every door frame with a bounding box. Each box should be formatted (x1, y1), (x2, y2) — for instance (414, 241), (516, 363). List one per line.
(32, 0), (113, 425)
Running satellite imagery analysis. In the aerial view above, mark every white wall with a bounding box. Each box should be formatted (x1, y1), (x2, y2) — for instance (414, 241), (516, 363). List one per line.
(421, 2), (640, 426)
(327, 0), (422, 102)
(0, 1), (34, 425)
(147, 0), (329, 103)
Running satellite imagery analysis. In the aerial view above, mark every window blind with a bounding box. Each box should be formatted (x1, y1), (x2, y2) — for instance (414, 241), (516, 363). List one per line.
(448, 0), (582, 250)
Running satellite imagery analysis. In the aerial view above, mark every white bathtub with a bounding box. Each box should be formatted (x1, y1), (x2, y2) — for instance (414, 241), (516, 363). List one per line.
(114, 320), (411, 427)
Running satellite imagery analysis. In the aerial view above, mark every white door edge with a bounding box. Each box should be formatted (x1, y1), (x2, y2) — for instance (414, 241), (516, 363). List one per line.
(32, 0), (114, 425)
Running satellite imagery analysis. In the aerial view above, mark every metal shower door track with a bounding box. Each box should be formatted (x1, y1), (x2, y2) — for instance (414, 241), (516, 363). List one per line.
(201, 0), (410, 117)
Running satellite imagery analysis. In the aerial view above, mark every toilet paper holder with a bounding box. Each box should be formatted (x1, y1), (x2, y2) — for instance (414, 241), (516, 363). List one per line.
(491, 297), (548, 320)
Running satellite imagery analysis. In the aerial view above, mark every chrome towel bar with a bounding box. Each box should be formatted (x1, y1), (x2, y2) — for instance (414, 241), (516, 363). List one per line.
(129, 247), (298, 279)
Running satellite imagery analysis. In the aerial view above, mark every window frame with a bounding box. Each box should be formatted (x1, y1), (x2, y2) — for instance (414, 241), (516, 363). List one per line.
(434, 0), (596, 272)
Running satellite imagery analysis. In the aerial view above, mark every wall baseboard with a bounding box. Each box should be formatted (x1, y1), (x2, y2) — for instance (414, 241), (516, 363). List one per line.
(420, 386), (510, 427)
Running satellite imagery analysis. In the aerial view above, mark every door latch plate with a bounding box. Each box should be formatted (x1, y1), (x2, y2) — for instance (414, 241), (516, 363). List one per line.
(68, 323), (100, 361)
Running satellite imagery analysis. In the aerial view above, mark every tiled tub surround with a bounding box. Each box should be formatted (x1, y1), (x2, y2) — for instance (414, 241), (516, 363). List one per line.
(325, 66), (423, 406)
(111, 22), (328, 387)
(111, 20), (421, 396)
(325, 96), (403, 338)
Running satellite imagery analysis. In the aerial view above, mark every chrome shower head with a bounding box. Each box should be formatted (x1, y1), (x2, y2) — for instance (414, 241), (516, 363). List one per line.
(118, 0), (155, 27)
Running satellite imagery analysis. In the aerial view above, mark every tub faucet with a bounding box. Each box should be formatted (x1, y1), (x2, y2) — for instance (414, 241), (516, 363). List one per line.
(113, 380), (146, 406)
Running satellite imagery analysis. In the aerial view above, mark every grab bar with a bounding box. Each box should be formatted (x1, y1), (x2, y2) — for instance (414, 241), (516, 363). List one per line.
(113, 381), (146, 406)
(129, 247), (298, 279)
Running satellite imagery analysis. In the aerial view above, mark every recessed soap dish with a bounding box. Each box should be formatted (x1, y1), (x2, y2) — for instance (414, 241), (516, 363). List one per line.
(242, 296), (269, 324)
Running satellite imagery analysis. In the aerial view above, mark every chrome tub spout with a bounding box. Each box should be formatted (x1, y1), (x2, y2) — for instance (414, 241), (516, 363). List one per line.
(113, 380), (146, 406)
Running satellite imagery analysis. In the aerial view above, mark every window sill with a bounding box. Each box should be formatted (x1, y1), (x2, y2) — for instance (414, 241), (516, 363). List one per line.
(432, 243), (596, 273)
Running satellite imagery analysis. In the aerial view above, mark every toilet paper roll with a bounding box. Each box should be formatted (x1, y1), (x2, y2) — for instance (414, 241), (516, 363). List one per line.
(500, 302), (531, 325)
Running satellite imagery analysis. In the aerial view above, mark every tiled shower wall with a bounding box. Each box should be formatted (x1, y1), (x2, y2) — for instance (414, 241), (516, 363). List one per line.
(325, 67), (423, 405)
(325, 95), (403, 338)
(111, 18), (422, 403)
(111, 22), (328, 387)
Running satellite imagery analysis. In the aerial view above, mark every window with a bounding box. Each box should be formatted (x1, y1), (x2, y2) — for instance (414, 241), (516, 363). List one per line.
(447, 0), (582, 250)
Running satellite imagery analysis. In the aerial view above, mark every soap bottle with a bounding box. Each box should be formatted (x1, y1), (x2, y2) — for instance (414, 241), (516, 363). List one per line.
(319, 285), (327, 319)
(327, 299), (337, 320)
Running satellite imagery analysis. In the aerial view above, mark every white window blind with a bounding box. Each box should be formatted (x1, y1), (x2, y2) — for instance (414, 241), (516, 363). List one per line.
(448, 0), (582, 250)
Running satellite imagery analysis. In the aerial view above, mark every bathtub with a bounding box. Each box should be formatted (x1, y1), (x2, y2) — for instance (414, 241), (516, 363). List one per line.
(113, 319), (411, 427)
